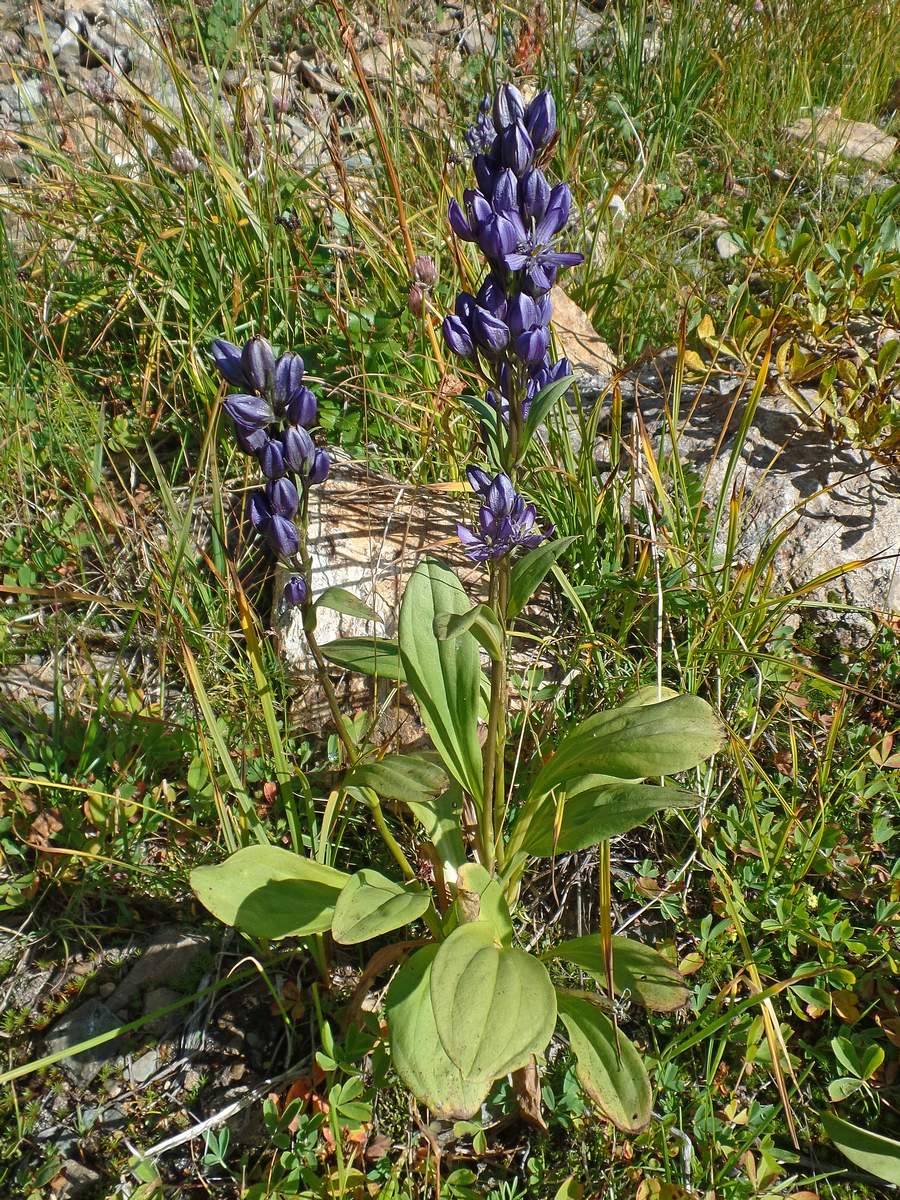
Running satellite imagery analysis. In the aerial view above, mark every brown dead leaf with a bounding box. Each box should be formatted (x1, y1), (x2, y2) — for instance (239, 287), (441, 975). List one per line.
(29, 808), (63, 847)
(511, 1059), (547, 1131)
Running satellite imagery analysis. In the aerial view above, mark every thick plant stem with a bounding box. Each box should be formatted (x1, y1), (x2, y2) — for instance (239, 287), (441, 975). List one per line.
(492, 561), (510, 867)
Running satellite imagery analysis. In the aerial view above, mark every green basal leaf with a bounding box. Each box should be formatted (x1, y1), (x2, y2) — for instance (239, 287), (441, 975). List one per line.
(343, 754), (448, 806)
(404, 783), (467, 879)
(521, 374), (575, 451)
(546, 935), (690, 1012)
(821, 1112), (900, 1184)
(190, 846), (348, 940)
(434, 604), (504, 662)
(430, 922), (556, 1079)
(518, 777), (700, 856)
(315, 586), (381, 624)
(529, 694), (724, 798)
(507, 536), (577, 620)
(455, 863), (513, 946)
(556, 992), (652, 1133)
(385, 946), (493, 1119)
(618, 684), (680, 707)
(398, 558), (484, 803)
(331, 869), (431, 945)
(321, 636), (405, 681)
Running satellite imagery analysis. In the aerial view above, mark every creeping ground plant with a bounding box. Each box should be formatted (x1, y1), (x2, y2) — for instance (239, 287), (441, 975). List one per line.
(191, 83), (724, 1129)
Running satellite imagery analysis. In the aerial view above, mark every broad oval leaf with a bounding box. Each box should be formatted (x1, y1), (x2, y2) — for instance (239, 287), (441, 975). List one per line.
(529, 694), (724, 798)
(399, 558), (484, 802)
(315, 586), (381, 624)
(507, 536), (577, 620)
(385, 946), (493, 1119)
(519, 777), (700, 856)
(546, 935), (690, 1013)
(404, 783), (467, 881)
(821, 1111), (900, 1185)
(556, 992), (652, 1132)
(190, 846), (348, 940)
(321, 636), (405, 681)
(430, 922), (556, 1079)
(331, 868), (431, 945)
(344, 754), (448, 806)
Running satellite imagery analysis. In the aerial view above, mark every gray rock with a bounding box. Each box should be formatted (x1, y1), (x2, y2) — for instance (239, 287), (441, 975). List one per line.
(109, 927), (210, 1011)
(127, 1046), (159, 1084)
(606, 351), (900, 624)
(573, 1), (606, 51)
(0, 78), (44, 125)
(715, 231), (742, 259)
(45, 998), (123, 1086)
(143, 985), (180, 1034)
(53, 1160), (102, 1199)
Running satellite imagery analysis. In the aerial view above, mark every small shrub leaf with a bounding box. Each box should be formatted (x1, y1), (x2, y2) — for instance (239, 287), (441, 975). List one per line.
(546, 935), (690, 1012)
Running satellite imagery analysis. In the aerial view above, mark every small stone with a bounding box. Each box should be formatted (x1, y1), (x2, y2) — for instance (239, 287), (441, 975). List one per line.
(786, 106), (898, 167)
(716, 231), (742, 259)
(45, 998), (123, 1086)
(143, 986), (180, 1034)
(128, 1048), (159, 1085)
(51, 1160), (101, 1199)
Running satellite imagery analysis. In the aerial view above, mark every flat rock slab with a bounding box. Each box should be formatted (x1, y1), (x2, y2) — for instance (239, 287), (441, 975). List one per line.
(45, 998), (123, 1085)
(610, 351), (900, 622)
(786, 107), (898, 167)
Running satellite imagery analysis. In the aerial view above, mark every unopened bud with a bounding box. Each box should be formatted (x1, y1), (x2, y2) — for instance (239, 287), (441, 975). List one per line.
(413, 254), (437, 286)
(408, 283), (426, 318)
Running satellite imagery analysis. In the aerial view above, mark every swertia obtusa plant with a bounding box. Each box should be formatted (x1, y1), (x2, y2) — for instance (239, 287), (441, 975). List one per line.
(191, 83), (724, 1129)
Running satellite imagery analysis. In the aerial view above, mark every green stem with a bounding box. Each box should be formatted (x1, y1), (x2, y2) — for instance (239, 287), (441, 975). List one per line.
(366, 789), (443, 940)
(480, 566), (501, 872)
(492, 560), (510, 868)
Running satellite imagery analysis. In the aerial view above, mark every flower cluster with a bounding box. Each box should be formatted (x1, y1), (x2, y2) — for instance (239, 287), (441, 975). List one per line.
(444, 83), (580, 559)
(211, 334), (329, 599)
(457, 468), (552, 563)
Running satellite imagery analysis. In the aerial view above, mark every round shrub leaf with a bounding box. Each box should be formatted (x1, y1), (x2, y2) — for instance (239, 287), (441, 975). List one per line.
(331, 869), (431, 945)
(430, 922), (556, 1079)
(190, 846), (348, 940)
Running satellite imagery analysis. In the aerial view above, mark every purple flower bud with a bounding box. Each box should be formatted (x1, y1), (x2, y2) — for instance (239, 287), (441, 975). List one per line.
(472, 306), (510, 358)
(249, 490), (269, 531)
(241, 336), (276, 396)
(493, 83), (526, 131)
(287, 385), (318, 427)
(283, 575), (308, 607)
(520, 169), (551, 221)
(282, 423), (316, 474)
(442, 314), (475, 358)
(525, 90), (556, 149)
(211, 338), (248, 387)
(476, 275), (508, 319)
(466, 465), (492, 496)
(258, 436), (285, 478)
(235, 425), (269, 454)
(274, 352), (305, 409)
(448, 197), (475, 240)
(536, 183), (572, 240)
(487, 472), (516, 517)
(514, 326), (551, 365)
(491, 168), (518, 213)
(268, 514), (300, 557)
(224, 393), (275, 430)
(465, 189), (493, 228)
(506, 292), (540, 337)
(536, 293), (553, 325)
(267, 476), (299, 518)
(476, 213), (519, 262)
(308, 449), (330, 485)
(408, 282), (425, 318)
(455, 292), (477, 323)
(500, 121), (534, 176)
(473, 154), (496, 195)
